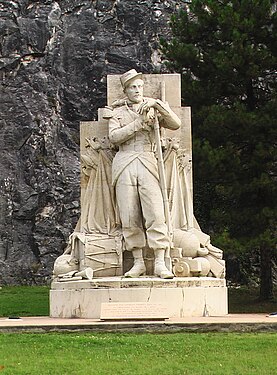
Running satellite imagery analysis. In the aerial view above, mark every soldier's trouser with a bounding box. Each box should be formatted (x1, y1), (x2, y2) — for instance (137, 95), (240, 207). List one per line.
(115, 158), (169, 250)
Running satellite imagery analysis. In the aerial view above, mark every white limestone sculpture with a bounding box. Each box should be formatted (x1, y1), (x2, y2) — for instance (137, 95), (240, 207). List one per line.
(53, 70), (225, 281)
(108, 69), (181, 279)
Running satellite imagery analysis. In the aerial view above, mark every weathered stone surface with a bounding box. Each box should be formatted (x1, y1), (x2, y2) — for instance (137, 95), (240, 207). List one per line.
(0, 0), (183, 284)
(50, 277), (228, 318)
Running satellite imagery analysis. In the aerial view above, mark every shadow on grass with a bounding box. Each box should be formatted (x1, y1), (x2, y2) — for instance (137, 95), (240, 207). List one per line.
(228, 286), (277, 314)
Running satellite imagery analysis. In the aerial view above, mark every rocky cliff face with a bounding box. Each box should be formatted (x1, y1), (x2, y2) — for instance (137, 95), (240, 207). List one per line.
(0, 0), (182, 284)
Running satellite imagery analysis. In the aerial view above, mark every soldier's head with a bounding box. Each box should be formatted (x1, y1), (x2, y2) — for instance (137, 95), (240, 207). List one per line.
(120, 69), (144, 104)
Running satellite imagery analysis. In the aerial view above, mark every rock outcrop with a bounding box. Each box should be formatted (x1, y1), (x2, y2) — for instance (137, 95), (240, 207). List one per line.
(0, 0), (183, 284)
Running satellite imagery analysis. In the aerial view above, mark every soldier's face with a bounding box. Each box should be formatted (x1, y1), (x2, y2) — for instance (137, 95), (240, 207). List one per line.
(125, 79), (144, 103)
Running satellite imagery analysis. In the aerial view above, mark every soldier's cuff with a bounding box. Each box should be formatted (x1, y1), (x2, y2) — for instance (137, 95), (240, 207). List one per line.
(155, 99), (170, 115)
(134, 119), (144, 131)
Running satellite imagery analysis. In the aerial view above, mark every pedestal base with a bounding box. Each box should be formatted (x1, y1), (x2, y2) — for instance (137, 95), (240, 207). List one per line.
(50, 277), (228, 318)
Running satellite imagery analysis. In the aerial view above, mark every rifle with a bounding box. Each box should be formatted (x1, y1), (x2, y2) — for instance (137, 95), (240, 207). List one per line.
(153, 82), (173, 271)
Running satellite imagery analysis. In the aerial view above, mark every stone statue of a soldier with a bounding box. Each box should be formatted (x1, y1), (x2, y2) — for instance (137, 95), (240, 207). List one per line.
(108, 69), (181, 278)
(51, 70), (227, 320)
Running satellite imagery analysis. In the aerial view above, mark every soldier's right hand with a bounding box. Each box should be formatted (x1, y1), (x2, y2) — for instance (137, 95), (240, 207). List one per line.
(140, 112), (155, 131)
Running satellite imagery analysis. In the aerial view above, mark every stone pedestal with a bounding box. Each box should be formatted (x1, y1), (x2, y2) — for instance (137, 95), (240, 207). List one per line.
(50, 277), (228, 319)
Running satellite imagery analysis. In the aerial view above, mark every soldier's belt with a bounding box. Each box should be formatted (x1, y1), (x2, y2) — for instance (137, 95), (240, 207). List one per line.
(119, 143), (154, 152)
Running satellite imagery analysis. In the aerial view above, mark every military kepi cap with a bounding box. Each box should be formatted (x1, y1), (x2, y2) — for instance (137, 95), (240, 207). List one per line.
(120, 69), (142, 89)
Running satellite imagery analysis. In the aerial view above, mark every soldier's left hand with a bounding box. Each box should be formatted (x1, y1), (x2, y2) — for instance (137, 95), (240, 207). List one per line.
(138, 98), (157, 114)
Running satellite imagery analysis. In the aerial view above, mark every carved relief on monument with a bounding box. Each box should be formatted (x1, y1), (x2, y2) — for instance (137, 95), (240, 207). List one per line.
(53, 71), (225, 281)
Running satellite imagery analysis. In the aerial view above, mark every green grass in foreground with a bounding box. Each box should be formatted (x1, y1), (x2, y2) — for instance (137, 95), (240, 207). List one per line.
(0, 332), (276, 375)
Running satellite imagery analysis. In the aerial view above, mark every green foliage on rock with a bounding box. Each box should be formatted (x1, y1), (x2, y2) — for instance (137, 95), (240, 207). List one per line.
(161, 0), (277, 299)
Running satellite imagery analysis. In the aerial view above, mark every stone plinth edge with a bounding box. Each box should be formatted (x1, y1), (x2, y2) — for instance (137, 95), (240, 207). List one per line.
(1, 322), (277, 334)
(51, 276), (225, 290)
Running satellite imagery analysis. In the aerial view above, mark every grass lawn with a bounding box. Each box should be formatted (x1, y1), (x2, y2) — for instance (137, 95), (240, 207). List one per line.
(228, 286), (276, 314)
(0, 332), (276, 374)
(0, 286), (276, 374)
(0, 286), (49, 317)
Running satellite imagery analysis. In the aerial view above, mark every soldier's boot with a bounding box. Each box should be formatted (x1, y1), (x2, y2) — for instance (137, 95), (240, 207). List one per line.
(124, 249), (146, 277)
(154, 249), (174, 279)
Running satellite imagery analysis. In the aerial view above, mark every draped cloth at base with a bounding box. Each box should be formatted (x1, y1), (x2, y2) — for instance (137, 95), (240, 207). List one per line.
(165, 150), (195, 230)
(81, 150), (120, 235)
